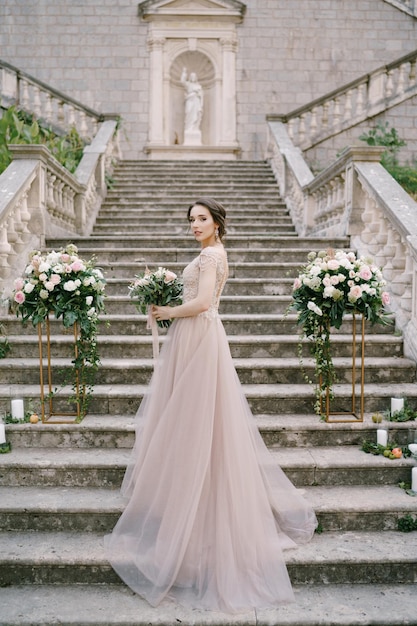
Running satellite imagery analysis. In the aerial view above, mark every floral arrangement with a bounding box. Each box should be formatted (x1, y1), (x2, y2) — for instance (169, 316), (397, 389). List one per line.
(129, 267), (183, 329)
(12, 244), (106, 419)
(291, 249), (391, 414)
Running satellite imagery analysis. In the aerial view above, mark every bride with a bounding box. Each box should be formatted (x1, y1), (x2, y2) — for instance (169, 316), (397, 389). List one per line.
(104, 197), (317, 613)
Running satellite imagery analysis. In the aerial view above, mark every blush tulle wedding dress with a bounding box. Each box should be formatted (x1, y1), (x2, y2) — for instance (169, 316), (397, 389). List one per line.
(104, 246), (317, 613)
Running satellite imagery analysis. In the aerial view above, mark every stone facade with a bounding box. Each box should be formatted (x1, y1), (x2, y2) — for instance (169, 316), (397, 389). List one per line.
(0, 0), (416, 162)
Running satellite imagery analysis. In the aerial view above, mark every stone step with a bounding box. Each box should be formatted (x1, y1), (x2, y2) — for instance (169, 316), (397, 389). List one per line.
(2, 355), (414, 386)
(0, 583), (415, 626)
(103, 199), (288, 210)
(0, 445), (414, 488)
(93, 224), (297, 235)
(104, 294), (292, 315)
(48, 235), (343, 250)
(0, 313), (396, 336)
(0, 530), (415, 587)
(61, 246), (346, 264)
(104, 276), (296, 296)
(5, 414), (414, 450)
(99, 205), (288, 215)
(0, 484), (415, 533)
(5, 332), (403, 360)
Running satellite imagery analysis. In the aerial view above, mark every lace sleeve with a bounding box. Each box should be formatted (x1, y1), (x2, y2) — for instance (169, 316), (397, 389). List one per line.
(199, 248), (218, 272)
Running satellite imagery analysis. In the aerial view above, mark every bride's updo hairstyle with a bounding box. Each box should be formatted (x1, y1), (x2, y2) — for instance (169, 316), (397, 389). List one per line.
(187, 197), (227, 241)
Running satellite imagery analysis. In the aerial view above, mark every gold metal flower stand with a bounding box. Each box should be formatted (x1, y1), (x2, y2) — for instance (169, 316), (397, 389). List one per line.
(37, 315), (85, 423)
(320, 313), (365, 423)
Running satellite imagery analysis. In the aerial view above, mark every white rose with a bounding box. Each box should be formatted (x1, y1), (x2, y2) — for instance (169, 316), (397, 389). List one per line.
(40, 289), (49, 299)
(39, 262), (51, 273)
(63, 280), (77, 292)
(86, 296), (93, 306)
(24, 283), (35, 294)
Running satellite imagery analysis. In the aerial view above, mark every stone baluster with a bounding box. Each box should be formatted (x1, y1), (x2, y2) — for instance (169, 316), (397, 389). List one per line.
(0, 227), (12, 279)
(57, 101), (66, 128)
(343, 90), (352, 122)
(79, 111), (89, 138)
(21, 79), (30, 109)
(68, 105), (76, 128)
(356, 83), (365, 116)
(321, 102), (329, 128)
(46, 172), (57, 211)
(18, 192), (31, 242)
(287, 118), (295, 141)
(33, 85), (42, 117)
(45, 93), (53, 124)
(298, 114), (306, 144)
(409, 58), (416, 86)
(385, 70), (394, 98)
(397, 63), (407, 95)
(333, 97), (341, 128)
(309, 108), (318, 138)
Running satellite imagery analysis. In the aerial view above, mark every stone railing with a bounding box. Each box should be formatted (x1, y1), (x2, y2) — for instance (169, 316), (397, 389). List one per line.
(0, 119), (120, 294)
(267, 49), (417, 151)
(0, 59), (117, 139)
(267, 119), (417, 361)
(383, 0), (417, 17)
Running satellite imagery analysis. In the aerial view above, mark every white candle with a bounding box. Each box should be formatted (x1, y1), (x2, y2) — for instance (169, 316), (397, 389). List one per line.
(391, 397), (404, 414)
(11, 398), (24, 420)
(412, 467), (417, 493)
(0, 424), (5, 444)
(409, 443), (417, 455)
(377, 429), (388, 447)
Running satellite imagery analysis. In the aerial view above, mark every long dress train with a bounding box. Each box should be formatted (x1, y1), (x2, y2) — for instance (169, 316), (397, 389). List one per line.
(104, 246), (317, 613)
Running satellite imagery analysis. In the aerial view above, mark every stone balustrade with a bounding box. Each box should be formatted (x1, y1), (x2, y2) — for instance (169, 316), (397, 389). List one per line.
(267, 49), (417, 152)
(0, 120), (120, 294)
(0, 59), (116, 139)
(267, 119), (417, 361)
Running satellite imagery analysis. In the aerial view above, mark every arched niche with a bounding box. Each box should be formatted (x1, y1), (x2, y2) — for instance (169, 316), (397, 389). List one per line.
(139, 0), (246, 160)
(169, 51), (216, 146)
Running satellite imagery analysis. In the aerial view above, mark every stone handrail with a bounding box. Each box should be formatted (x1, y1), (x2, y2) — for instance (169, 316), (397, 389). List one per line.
(267, 49), (417, 151)
(0, 119), (120, 294)
(0, 59), (118, 139)
(383, 0), (417, 17)
(267, 119), (417, 361)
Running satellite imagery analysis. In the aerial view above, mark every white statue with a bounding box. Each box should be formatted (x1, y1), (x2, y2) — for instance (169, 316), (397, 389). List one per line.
(180, 67), (203, 145)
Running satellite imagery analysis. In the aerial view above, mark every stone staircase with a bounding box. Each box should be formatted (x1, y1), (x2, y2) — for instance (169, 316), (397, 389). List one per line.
(0, 160), (416, 625)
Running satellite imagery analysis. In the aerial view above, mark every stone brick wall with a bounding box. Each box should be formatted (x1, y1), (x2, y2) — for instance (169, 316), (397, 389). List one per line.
(0, 0), (416, 162)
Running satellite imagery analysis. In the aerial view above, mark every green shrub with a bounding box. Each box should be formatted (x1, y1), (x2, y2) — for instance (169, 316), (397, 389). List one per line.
(0, 106), (86, 175)
(359, 122), (417, 199)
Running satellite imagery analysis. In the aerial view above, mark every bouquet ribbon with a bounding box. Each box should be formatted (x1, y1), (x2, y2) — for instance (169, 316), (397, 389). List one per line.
(147, 306), (160, 360)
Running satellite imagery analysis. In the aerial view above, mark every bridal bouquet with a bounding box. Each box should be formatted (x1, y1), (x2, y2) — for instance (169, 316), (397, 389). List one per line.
(291, 249), (391, 411)
(129, 267), (183, 328)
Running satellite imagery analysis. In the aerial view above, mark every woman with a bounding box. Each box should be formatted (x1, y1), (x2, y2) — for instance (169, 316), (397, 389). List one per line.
(104, 198), (317, 613)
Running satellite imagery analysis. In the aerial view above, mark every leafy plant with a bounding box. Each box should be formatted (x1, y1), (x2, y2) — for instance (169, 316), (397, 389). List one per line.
(398, 514), (417, 532)
(0, 105), (87, 175)
(0, 323), (10, 358)
(361, 439), (411, 459)
(359, 122), (417, 199)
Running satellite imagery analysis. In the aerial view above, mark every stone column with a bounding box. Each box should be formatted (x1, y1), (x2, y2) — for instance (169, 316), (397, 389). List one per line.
(147, 36), (165, 145)
(220, 37), (237, 145)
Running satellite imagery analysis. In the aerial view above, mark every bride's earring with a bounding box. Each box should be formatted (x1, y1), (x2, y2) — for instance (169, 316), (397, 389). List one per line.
(215, 227), (219, 241)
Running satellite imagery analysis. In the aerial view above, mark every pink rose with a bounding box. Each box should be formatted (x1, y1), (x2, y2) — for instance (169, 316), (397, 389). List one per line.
(359, 266), (372, 280)
(348, 285), (362, 302)
(14, 278), (24, 291)
(14, 291), (25, 304)
(60, 254), (70, 263)
(293, 277), (302, 290)
(164, 270), (177, 283)
(327, 259), (340, 271)
(70, 260), (85, 272)
(382, 291), (390, 305)
(51, 274), (61, 285)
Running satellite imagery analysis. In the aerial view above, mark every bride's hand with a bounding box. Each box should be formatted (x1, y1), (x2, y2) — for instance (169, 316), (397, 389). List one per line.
(152, 305), (172, 322)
